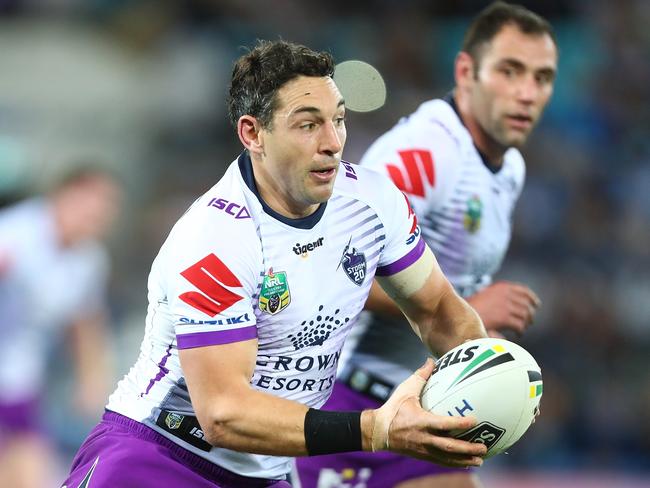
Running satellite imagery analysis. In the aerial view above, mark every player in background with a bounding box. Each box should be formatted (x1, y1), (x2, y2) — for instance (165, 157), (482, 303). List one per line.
(294, 2), (557, 488)
(0, 167), (121, 488)
(62, 39), (490, 488)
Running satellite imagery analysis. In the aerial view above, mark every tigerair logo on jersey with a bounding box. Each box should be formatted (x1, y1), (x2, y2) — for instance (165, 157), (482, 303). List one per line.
(179, 254), (244, 317)
(293, 237), (324, 257)
(338, 237), (366, 286)
(463, 195), (483, 233)
(258, 268), (291, 315)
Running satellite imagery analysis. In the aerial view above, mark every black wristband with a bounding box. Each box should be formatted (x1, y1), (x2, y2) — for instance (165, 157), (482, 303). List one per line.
(304, 408), (362, 456)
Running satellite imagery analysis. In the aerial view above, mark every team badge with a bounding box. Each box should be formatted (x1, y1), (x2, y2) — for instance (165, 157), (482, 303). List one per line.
(165, 412), (184, 430)
(259, 268), (291, 315)
(463, 195), (483, 233)
(338, 237), (366, 286)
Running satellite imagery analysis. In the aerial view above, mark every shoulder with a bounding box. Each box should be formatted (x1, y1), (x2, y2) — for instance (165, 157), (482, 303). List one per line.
(361, 99), (469, 181)
(174, 163), (257, 236)
(503, 147), (526, 187)
(334, 160), (399, 202)
(331, 160), (410, 229)
(162, 162), (262, 275)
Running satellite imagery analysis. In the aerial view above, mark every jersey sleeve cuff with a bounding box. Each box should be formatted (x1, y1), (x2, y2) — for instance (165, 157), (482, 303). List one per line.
(177, 325), (257, 350)
(375, 237), (425, 276)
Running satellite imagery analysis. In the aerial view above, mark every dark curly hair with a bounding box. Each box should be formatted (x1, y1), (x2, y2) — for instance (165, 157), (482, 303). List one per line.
(227, 40), (335, 130)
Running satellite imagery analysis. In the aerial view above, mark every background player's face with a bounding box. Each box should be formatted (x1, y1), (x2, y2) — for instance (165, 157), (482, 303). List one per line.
(258, 75), (346, 217)
(469, 24), (557, 148)
(57, 176), (123, 244)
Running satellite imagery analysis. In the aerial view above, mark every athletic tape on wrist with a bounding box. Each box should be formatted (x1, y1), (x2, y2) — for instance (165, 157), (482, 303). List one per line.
(304, 409), (362, 456)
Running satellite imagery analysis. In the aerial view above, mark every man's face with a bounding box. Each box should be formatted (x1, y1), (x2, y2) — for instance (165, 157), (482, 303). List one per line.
(256, 75), (346, 216)
(64, 177), (122, 243)
(468, 24), (557, 148)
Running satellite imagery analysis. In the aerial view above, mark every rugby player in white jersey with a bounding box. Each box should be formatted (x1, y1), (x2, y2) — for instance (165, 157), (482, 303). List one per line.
(0, 168), (121, 488)
(62, 40), (491, 487)
(295, 2), (557, 488)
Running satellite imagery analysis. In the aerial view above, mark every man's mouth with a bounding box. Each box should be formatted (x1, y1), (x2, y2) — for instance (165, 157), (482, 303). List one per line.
(310, 168), (337, 181)
(506, 114), (533, 131)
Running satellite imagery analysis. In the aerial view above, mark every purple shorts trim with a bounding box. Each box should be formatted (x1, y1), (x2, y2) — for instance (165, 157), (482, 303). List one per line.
(293, 381), (468, 488)
(0, 396), (43, 436)
(62, 411), (290, 488)
(177, 326), (258, 349)
(376, 237), (425, 276)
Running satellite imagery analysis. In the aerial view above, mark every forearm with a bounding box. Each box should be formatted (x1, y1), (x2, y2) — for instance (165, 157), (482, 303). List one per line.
(197, 385), (374, 456)
(413, 282), (487, 355)
(69, 314), (112, 411)
(377, 246), (487, 356)
(198, 386), (309, 455)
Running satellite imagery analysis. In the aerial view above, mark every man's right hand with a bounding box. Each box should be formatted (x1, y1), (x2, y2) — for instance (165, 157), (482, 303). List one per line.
(466, 281), (541, 337)
(363, 359), (486, 467)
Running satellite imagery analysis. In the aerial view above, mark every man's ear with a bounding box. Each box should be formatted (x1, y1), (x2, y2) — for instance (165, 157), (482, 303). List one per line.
(455, 51), (476, 90)
(238, 115), (265, 156)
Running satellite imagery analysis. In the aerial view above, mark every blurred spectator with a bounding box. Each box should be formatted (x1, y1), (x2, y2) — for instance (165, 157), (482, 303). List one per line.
(0, 166), (122, 487)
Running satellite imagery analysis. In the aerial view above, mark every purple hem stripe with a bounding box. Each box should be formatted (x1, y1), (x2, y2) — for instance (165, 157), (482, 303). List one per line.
(177, 326), (258, 350)
(375, 237), (425, 276)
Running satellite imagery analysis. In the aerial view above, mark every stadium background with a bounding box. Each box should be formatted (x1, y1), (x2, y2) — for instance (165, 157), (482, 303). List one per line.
(0, 1), (648, 486)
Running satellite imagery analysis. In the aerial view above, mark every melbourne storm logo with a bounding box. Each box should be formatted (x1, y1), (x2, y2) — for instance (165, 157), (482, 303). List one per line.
(338, 237), (366, 286)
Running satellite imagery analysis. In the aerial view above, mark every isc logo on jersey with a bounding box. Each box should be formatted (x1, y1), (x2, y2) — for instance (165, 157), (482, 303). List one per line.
(207, 197), (251, 220)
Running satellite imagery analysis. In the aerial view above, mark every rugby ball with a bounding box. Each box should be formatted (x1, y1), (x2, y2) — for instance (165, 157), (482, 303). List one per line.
(420, 338), (542, 458)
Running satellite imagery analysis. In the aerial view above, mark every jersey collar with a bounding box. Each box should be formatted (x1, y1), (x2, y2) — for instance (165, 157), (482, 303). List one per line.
(443, 91), (502, 174)
(237, 151), (327, 230)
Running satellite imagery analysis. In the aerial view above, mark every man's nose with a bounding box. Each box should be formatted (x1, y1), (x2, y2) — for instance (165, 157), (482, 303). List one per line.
(320, 121), (343, 155)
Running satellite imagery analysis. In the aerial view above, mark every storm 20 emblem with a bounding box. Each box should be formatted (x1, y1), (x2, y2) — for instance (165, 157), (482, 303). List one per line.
(338, 237), (366, 286)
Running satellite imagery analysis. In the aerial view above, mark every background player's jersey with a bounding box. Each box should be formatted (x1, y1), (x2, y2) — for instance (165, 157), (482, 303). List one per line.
(341, 96), (525, 387)
(107, 152), (422, 479)
(0, 199), (108, 401)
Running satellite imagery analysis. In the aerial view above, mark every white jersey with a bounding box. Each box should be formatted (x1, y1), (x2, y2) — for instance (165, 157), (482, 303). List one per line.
(342, 96), (525, 386)
(0, 199), (109, 401)
(107, 153), (422, 479)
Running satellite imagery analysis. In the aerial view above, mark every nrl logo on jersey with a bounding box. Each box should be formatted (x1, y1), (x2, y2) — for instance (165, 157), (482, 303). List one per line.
(338, 237), (366, 286)
(259, 268), (291, 315)
(463, 195), (483, 233)
(165, 412), (184, 430)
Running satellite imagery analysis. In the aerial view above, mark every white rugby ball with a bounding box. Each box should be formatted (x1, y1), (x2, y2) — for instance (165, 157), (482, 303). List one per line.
(421, 338), (542, 458)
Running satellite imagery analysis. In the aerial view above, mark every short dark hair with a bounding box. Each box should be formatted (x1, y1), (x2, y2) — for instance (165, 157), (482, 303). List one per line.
(462, 1), (556, 69)
(227, 40), (335, 130)
(51, 164), (121, 193)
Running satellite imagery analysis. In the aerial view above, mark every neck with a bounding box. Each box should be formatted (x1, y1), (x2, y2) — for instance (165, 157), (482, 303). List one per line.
(250, 155), (318, 219)
(50, 198), (74, 248)
(454, 91), (506, 169)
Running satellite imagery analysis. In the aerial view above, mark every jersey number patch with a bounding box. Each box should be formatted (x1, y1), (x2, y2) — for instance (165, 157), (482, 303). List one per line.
(179, 254), (243, 316)
(386, 149), (435, 198)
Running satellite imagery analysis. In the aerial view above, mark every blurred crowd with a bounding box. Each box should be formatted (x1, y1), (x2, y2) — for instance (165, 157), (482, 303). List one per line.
(0, 0), (648, 479)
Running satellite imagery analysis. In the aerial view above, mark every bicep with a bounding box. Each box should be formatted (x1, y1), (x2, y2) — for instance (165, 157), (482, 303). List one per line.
(376, 244), (448, 316)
